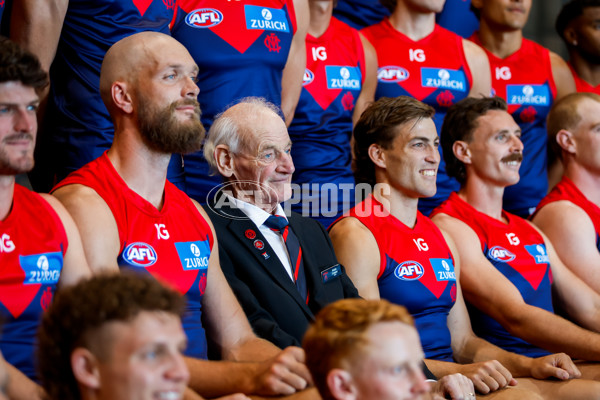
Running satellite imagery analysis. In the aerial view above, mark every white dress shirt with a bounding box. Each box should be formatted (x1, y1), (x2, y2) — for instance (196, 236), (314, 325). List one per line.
(225, 194), (294, 280)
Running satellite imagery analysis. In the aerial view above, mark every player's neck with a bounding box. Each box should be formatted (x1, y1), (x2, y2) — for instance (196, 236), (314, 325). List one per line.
(459, 179), (506, 222)
(569, 52), (600, 87)
(476, 22), (523, 59)
(107, 133), (169, 211)
(373, 185), (419, 229)
(566, 164), (600, 206)
(308, 0), (333, 38)
(0, 175), (16, 221)
(388, 5), (435, 41)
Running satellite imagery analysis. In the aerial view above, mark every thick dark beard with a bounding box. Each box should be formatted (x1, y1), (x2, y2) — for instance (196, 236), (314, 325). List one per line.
(138, 99), (206, 155)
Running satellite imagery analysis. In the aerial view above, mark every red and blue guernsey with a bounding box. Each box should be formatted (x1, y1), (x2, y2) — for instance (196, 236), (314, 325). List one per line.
(569, 64), (600, 95)
(0, 185), (68, 380)
(533, 176), (600, 252)
(361, 22), (472, 215)
(340, 195), (457, 361)
(470, 35), (557, 217)
(37, 0), (178, 189)
(288, 17), (365, 227)
(432, 193), (552, 357)
(171, 0), (296, 202)
(53, 153), (214, 359)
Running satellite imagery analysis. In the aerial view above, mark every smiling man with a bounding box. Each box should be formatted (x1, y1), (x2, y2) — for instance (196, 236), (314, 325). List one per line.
(203, 97), (359, 349)
(431, 96), (600, 383)
(38, 274), (190, 400)
(328, 96), (595, 399)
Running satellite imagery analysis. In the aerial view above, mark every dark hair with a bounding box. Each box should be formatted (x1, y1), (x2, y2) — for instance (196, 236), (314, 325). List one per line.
(38, 274), (185, 400)
(303, 299), (414, 400)
(0, 37), (48, 91)
(556, 0), (600, 40)
(379, 0), (396, 13)
(353, 96), (435, 186)
(441, 96), (508, 185)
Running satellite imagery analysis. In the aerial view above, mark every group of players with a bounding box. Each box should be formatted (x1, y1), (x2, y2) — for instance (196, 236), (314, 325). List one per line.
(4, 0), (600, 399)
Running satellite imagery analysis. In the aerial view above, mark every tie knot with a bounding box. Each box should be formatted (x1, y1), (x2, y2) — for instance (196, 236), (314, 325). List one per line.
(264, 215), (289, 232)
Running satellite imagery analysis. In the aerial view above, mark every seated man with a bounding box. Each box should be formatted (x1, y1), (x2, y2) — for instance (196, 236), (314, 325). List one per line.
(330, 96), (595, 399)
(431, 96), (600, 379)
(51, 32), (312, 399)
(0, 38), (90, 398)
(38, 273), (193, 400)
(532, 92), (600, 295)
(304, 298), (492, 400)
(303, 299), (432, 400)
(203, 97), (359, 349)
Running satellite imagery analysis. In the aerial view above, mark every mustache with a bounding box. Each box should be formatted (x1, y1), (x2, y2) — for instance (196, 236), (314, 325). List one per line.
(501, 152), (523, 163)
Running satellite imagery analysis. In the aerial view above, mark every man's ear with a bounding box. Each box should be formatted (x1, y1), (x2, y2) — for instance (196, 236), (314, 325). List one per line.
(214, 144), (235, 178)
(563, 26), (578, 47)
(556, 129), (576, 155)
(452, 141), (472, 165)
(112, 81), (134, 114)
(71, 348), (101, 390)
(368, 143), (387, 169)
(327, 369), (358, 400)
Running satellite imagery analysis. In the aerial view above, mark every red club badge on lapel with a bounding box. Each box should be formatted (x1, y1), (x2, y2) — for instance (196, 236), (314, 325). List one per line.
(245, 229), (256, 240)
(254, 240), (265, 250)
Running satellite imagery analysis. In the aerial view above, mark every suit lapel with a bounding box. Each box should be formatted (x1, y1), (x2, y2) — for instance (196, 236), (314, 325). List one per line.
(214, 202), (314, 317)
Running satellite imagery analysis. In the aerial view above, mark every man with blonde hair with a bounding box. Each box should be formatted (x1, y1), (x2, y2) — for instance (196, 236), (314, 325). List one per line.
(304, 298), (477, 400)
(532, 92), (600, 295)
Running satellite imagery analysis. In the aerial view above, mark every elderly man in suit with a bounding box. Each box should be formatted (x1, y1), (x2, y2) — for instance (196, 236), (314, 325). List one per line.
(203, 97), (359, 349)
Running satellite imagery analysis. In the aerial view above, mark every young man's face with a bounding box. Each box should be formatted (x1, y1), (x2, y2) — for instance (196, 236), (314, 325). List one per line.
(93, 311), (189, 400)
(350, 321), (430, 400)
(569, 97), (600, 175)
(464, 109), (523, 188)
(473, 0), (531, 31)
(377, 117), (440, 199)
(0, 81), (38, 175)
(570, 6), (600, 64)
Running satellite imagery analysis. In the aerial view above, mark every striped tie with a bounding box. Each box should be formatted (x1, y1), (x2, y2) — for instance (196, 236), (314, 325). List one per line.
(264, 215), (308, 303)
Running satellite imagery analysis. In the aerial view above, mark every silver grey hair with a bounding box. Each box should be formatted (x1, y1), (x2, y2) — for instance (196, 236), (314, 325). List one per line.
(203, 97), (283, 175)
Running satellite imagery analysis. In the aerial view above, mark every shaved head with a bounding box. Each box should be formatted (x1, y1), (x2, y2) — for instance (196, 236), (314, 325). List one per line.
(100, 32), (188, 114)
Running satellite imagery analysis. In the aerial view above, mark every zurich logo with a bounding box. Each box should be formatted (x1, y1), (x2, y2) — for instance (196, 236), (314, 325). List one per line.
(303, 69), (314, 86)
(185, 8), (223, 28)
(394, 261), (425, 281)
(124, 242), (157, 267)
(438, 69), (450, 81)
(488, 246), (516, 262)
(261, 8), (272, 20)
(377, 66), (409, 83)
(522, 85), (534, 97)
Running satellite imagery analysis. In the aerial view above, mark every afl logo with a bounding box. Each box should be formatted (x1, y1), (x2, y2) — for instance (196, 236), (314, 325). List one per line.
(124, 242), (157, 267)
(377, 66), (409, 83)
(488, 246), (516, 262)
(185, 8), (223, 28)
(303, 69), (314, 86)
(394, 261), (425, 281)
